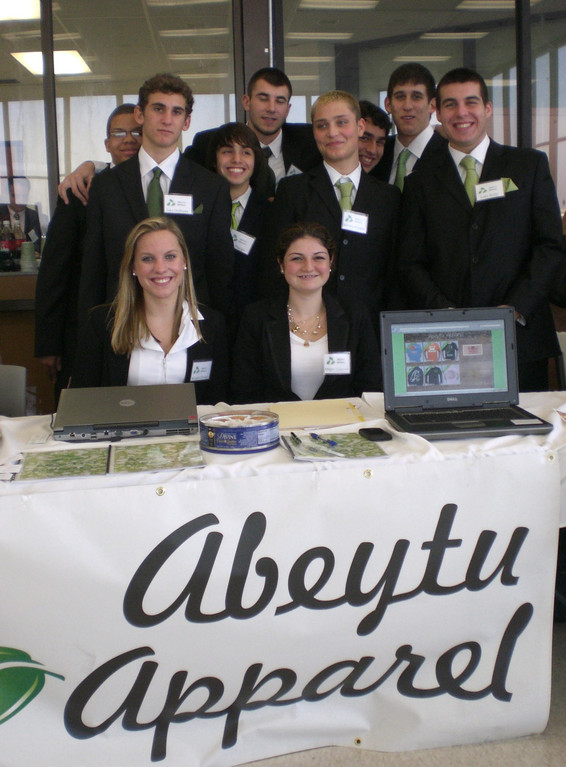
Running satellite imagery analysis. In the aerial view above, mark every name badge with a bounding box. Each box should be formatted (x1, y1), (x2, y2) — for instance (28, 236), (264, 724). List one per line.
(164, 194), (193, 215)
(286, 164), (303, 177)
(231, 228), (255, 255)
(190, 359), (212, 382)
(475, 179), (505, 203)
(341, 210), (368, 235)
(324, 352), (351, 375)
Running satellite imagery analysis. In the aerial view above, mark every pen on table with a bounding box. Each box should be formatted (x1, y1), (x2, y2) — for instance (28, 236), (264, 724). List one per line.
(290, 432), (302, 446)
(309, 432), (338, 447)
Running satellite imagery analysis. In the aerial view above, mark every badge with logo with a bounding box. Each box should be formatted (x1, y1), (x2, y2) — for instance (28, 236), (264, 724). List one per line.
(164, 194), (193, 215)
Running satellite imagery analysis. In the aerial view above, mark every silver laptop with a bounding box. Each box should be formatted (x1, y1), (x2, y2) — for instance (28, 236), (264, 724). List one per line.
(53, 383), (198, 442)
(380, 307), (552, 440)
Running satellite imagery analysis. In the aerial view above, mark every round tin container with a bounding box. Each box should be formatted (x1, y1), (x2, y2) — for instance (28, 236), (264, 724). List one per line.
(199, 410), (279, 454)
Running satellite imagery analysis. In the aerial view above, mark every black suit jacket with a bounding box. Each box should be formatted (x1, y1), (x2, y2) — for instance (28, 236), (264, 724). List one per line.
(232, 189), (272, 316)
(71, 304), (229, 405)
(397, 139), (565, 362)
(34, 191), (87, 394)
(258, 164), (401, 334)
(78, 153), (234, 327)
(371, 130), (447, 183)
(187, 122), (321, 177)
(231, 293), (382, 404)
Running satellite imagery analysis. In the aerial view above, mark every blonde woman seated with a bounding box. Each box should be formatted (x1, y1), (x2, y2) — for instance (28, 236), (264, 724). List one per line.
(231, 222), (381, 404)
(71, 217), (228, 404)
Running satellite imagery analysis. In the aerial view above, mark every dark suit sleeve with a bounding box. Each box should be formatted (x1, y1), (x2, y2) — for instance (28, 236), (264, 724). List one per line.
(350, 305), (383, 394)
(230, 304), (270, 404)
(77, 174), (108, 329)
(201, 177), (235, 317)
(256, 177), (298, 298)
(70, 305), (110, 388)
(396, 173), (453, 310)
(34, 194), (84, 357)
(501, 151), (565, 320)
(191, 307), (230, 405)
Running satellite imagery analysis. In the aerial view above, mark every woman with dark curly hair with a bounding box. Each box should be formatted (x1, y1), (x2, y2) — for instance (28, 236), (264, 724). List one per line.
(231, 221), (381, 403)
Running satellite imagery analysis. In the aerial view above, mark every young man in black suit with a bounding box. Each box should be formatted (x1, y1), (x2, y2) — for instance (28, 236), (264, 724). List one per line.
(259, 90), (401, 335)
(77, 73), (234, 328)
(373, 63), (446, 188)
(397, 67), (565, 391)
(34, 104), (142, 402)
(188, 67), (321, 189)
(358, 100), (390, 175)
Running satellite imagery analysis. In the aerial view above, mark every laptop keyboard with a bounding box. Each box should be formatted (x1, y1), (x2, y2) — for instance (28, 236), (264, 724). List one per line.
(404, 407), (526, 425)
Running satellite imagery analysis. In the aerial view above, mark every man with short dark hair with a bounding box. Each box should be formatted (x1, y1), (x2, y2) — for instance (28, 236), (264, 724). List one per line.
(374, 62), (446, 187)
(78, 73), (234, 327)
(397, 67), (565, 391)
(35, 104), (142, 401)
(188, 67), (321, 187)
(358, 100), (390, 174)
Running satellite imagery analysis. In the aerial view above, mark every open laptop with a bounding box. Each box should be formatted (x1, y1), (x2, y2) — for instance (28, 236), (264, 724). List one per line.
(52, 383), (198, 442)
(380, 307), (552, 440)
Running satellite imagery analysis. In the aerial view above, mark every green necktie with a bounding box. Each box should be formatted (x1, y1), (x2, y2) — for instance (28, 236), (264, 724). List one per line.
(230, 201), (241, 230)
(394, 148), (411, 191)
(461, 155), (479, 205)
(336, 178), (354, 212)
(147, 167), (164, 217)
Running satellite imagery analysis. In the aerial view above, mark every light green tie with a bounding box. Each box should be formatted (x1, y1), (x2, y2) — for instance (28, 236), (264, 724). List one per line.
(230, 201), (241, 230)
(147, 167), (164, 217)
(336, 178), (354, 212)
(461, 155), (479, 206)
(394, 148), (411, 191)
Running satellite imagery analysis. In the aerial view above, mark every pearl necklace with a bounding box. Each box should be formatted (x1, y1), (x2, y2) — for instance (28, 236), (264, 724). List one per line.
(287, 304), (322, 347)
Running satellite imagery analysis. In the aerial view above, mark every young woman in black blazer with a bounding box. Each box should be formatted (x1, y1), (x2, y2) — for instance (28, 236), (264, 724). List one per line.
(231, 222), (382, 404)
(71, 217), (228, 404)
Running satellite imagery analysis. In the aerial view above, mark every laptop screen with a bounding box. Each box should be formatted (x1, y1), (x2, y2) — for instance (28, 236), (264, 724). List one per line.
(381, 308), (520, 411)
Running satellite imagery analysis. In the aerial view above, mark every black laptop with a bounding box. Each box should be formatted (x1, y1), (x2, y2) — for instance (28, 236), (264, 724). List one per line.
(380, 307), (552, 440)
(53, 383), (198, 442)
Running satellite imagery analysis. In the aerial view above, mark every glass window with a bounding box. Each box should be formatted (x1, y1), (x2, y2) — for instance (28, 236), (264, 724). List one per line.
(532, 0), (566, 214)
(1, 0), (235, 219)
(283, 0), (520, 146)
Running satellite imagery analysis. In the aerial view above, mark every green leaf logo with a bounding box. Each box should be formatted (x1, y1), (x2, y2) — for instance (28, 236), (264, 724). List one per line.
(0, 646), (64, 724)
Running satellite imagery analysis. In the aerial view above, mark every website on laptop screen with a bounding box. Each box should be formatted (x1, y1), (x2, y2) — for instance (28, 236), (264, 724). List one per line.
(391, 318), (508, 397)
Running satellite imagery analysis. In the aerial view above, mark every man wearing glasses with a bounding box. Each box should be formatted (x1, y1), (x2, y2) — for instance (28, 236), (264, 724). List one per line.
(35, 104), (142, 403)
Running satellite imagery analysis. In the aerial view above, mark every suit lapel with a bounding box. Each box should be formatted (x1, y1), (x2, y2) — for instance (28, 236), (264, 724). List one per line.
(265, 299), (292, 391)
(115, 157), (147, 220)
(309, 165), (343, 219)
(479, 139), (505, 182)
(433, 147), (472, 212)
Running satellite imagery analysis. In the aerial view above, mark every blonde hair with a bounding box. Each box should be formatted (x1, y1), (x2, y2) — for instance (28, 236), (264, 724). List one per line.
(311, 90), (361, 122)
(110, 217), (203, 355)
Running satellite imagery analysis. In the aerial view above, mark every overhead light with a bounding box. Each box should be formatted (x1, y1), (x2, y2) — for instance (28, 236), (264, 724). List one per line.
(394, 55), (451, 62)
(177, 72), (228, 79)
(148, 0), (227, 5)
(299, 0), (378, 8)
(287, 32), (353, 41)
(0, 0), (40, 20)
(4, 31), (82, 42)
(11, 50), (91, 76)
(160, 28), (228, 37)
(169, 53), (229, 60)
(421, 32), (488, 40)
(286, 75), (319, 81)
(486, 79), (517, 86)
(457, 0), (540, 9)
(285, 56), (334, 63)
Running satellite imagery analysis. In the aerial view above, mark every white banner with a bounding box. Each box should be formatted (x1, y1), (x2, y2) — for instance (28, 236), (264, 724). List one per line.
(0, 449), (560, 766)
